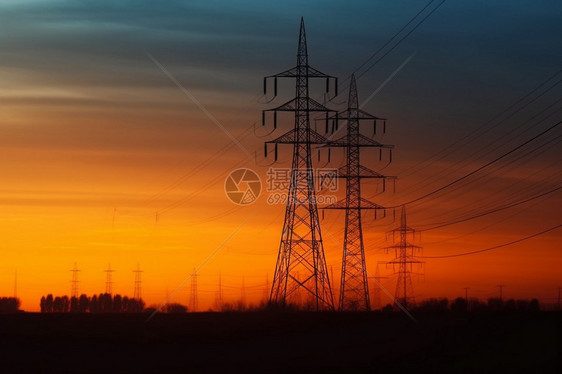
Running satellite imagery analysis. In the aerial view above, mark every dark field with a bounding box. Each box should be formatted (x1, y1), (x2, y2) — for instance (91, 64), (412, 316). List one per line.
(0, 311), (560, 373)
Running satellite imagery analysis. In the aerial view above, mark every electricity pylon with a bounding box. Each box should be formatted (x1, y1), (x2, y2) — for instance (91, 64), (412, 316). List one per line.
(385, 205), (423, 308)
(215, 272), (223, 310)
(133, 264), (143, 300)
(323, 74), (395, 311)
(189, 268), (198, 312)
(70, 263), (80, 298)
(104, 263), (115, 295)
(263, 18), (338, 310)
(371, 262), (388, 310)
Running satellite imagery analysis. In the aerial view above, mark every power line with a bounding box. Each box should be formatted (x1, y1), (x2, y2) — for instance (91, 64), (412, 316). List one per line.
(420, 186), (562, 231)
(402, 121), (561, 205)
(352, 0), (436, 78)
(420, 224), (561, 258)
(356, 0), (447, 81)
(395, 69), (561, 178)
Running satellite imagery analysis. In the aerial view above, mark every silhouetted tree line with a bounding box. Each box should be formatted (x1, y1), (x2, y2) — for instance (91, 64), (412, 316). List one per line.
(381, 297), (541, 313)
(40, 294), (144, 313)
(0, 297), (21, 313)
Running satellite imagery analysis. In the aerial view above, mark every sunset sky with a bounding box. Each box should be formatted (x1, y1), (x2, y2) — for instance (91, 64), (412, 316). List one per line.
(1, 0), (561, 312)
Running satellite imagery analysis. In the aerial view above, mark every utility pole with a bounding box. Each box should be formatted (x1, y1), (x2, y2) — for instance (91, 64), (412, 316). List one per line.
(14, 270), (17, 299)
(557, 287), (561, 310)
(463, 287), (470, 311)
(324, 74), (394, 311)
(189, 268), (198, 312)
(371, 263), (388, 310)
(263, 18), (338, 310)
(497, 284), (505, 301)
(215, 272), (223, 310)
(70, 263), (80, 298)
(133, 264), (143, 300)
(104, 264), (115, 295)
(385, 206), (423, 309)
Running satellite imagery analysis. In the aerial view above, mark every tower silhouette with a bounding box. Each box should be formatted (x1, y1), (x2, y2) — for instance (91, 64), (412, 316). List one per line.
(70, 263), (80, 298)
(215, 272), (223, 310)
(371, 262), (388, 310)
(385, 206), (423, 308)
(133, 264), (143, 300)
(263, 18), (338, 310)
(324, 74), (394, 311)
(104, 263), (115, 295)
(189, 268), (198, 312)
(241, 276), (246, 306)
(14, 270), (17, 299)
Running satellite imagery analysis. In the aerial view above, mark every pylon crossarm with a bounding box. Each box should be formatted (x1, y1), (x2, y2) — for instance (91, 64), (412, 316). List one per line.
(324, 134), (393, 148)
(265, 128), (328, 145)
(334, 164), (396, 179)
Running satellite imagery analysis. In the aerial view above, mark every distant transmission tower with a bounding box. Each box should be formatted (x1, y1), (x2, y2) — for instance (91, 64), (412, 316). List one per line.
(263, 18), (338, 310)
(385, 205), (423, 308)
(371, 262), (388, 310)
(104, 263), (115, 295)
(189, 268), (198, 312)
(133, 264), (143, 300)
(324, 74), (394, 311)
(241, 276), (246, 306)
(215, 272), (223, 310)
(14, 270), (17, 299)
(70, 263), (80, 298)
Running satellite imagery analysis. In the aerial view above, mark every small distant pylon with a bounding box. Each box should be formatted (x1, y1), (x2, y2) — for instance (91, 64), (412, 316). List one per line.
(324, 74), (395, 311)
(14, 270), (18, 299)
(133, 264), (143, 300)
(70, 263), (80, 298)
(189, 268), (198, 312)
(385, 205), (423, 308)
(371, 262), (388, 310)
(241, 276), (246, 306)
(215, 272), (223, 310)
(104, 263), (115, 295)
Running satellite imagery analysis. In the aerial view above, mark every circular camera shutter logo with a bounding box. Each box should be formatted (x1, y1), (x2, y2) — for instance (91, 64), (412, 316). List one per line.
(225, 168), (261, 205)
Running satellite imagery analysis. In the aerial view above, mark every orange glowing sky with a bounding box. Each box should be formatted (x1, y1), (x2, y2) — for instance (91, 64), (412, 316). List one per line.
(0, 1), (561, 312)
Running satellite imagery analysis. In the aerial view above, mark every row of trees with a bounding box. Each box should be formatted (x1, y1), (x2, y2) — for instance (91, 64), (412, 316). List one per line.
(40, 294), (145, 313)
(381, 297), (541, 313)
(0, 297), (21, 313)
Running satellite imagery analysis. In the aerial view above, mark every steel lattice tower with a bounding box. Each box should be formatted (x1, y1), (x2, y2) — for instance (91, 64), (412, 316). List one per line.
(133, 264), (143, 300)
(324, 74), (395, 311)
(371, 262), (387, 310)
(215, 272), (223, 310)
(70, 263), (80, 298)
(104, 263), (115, 295)
(263, 18), (338, 310)
(189, 268), (198, 312)
(385, 205), (423, 308)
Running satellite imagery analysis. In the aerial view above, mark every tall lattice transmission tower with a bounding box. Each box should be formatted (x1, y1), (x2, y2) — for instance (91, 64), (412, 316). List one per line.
(70, 263), (80, 298)
(263, 18), (338, 310)
(385, 205), (423, 308)
(189, 268), (198, 312)
(324, 74), (395, 311)
(133, 264), (143, 300)
(104, 263), (115, 295)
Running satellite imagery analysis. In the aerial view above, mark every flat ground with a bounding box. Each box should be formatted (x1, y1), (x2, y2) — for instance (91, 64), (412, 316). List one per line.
(0, 311), (559, 373)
